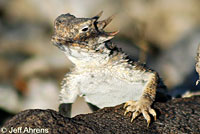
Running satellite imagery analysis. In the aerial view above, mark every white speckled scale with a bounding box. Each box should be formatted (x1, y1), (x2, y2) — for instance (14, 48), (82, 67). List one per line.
(60, 45), (152, 108)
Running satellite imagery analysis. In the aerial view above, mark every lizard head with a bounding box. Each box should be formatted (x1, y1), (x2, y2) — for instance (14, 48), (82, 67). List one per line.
(51, 11), (118, 52)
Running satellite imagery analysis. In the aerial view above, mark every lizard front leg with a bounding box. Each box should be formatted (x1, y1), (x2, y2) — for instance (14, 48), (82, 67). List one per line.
(59, 74), (79, 117)
(59, 103), (72, 117)
(124, 72), (158, 127)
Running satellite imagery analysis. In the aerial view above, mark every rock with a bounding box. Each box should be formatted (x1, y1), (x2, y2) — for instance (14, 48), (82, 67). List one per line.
(2, 96), (200, 134)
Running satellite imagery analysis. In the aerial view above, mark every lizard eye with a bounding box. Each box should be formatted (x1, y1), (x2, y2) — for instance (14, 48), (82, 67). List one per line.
(81, 26), (89, 32)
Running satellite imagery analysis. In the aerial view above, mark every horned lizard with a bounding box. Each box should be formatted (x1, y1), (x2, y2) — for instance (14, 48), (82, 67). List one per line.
(51, 11), (166, 127)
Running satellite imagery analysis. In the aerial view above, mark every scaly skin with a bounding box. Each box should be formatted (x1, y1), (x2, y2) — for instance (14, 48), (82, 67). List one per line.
(51, 11), (165, 127)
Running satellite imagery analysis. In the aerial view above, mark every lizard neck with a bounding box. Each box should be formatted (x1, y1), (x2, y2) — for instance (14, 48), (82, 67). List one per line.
(64, 42), (110, 67)
(63, 41), (128, 68)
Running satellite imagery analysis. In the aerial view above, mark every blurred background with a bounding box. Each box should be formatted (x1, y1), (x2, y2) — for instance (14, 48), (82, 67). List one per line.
(0, 0), (200, 126)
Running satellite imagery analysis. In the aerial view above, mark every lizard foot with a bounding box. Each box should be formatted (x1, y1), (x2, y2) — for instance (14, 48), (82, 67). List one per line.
(123, 100), (156, 127)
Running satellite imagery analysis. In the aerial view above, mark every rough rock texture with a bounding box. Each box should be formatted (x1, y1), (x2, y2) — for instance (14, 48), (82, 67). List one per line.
(2, 96), (200, 134)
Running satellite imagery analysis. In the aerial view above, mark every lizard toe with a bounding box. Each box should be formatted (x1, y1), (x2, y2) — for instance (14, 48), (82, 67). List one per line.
(124, 100), (157, 127)
(124, 100), (137, 115)
(142, 110), (151, 127)
(123, 100), (136, 109)
(131, 111), (140, 122)
(148, 108), (157, 121)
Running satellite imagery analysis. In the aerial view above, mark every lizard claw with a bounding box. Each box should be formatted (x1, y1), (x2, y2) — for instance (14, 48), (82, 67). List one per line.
(123, 100), (156, 127)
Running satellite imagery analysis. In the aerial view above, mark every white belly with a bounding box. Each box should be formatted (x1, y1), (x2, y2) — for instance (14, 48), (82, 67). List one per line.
(75, 71), (146, 108)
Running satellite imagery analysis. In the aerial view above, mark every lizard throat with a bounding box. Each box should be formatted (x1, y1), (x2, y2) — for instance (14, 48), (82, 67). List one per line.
(62, 42), (113, 66)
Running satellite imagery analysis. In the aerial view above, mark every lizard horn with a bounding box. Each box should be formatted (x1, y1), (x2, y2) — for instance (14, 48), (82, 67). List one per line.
(92, 11), (103, 20)
(97, 14), (115, 30)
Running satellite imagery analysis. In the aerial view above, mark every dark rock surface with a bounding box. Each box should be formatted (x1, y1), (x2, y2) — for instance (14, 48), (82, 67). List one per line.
(2, 96), (200, 134)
